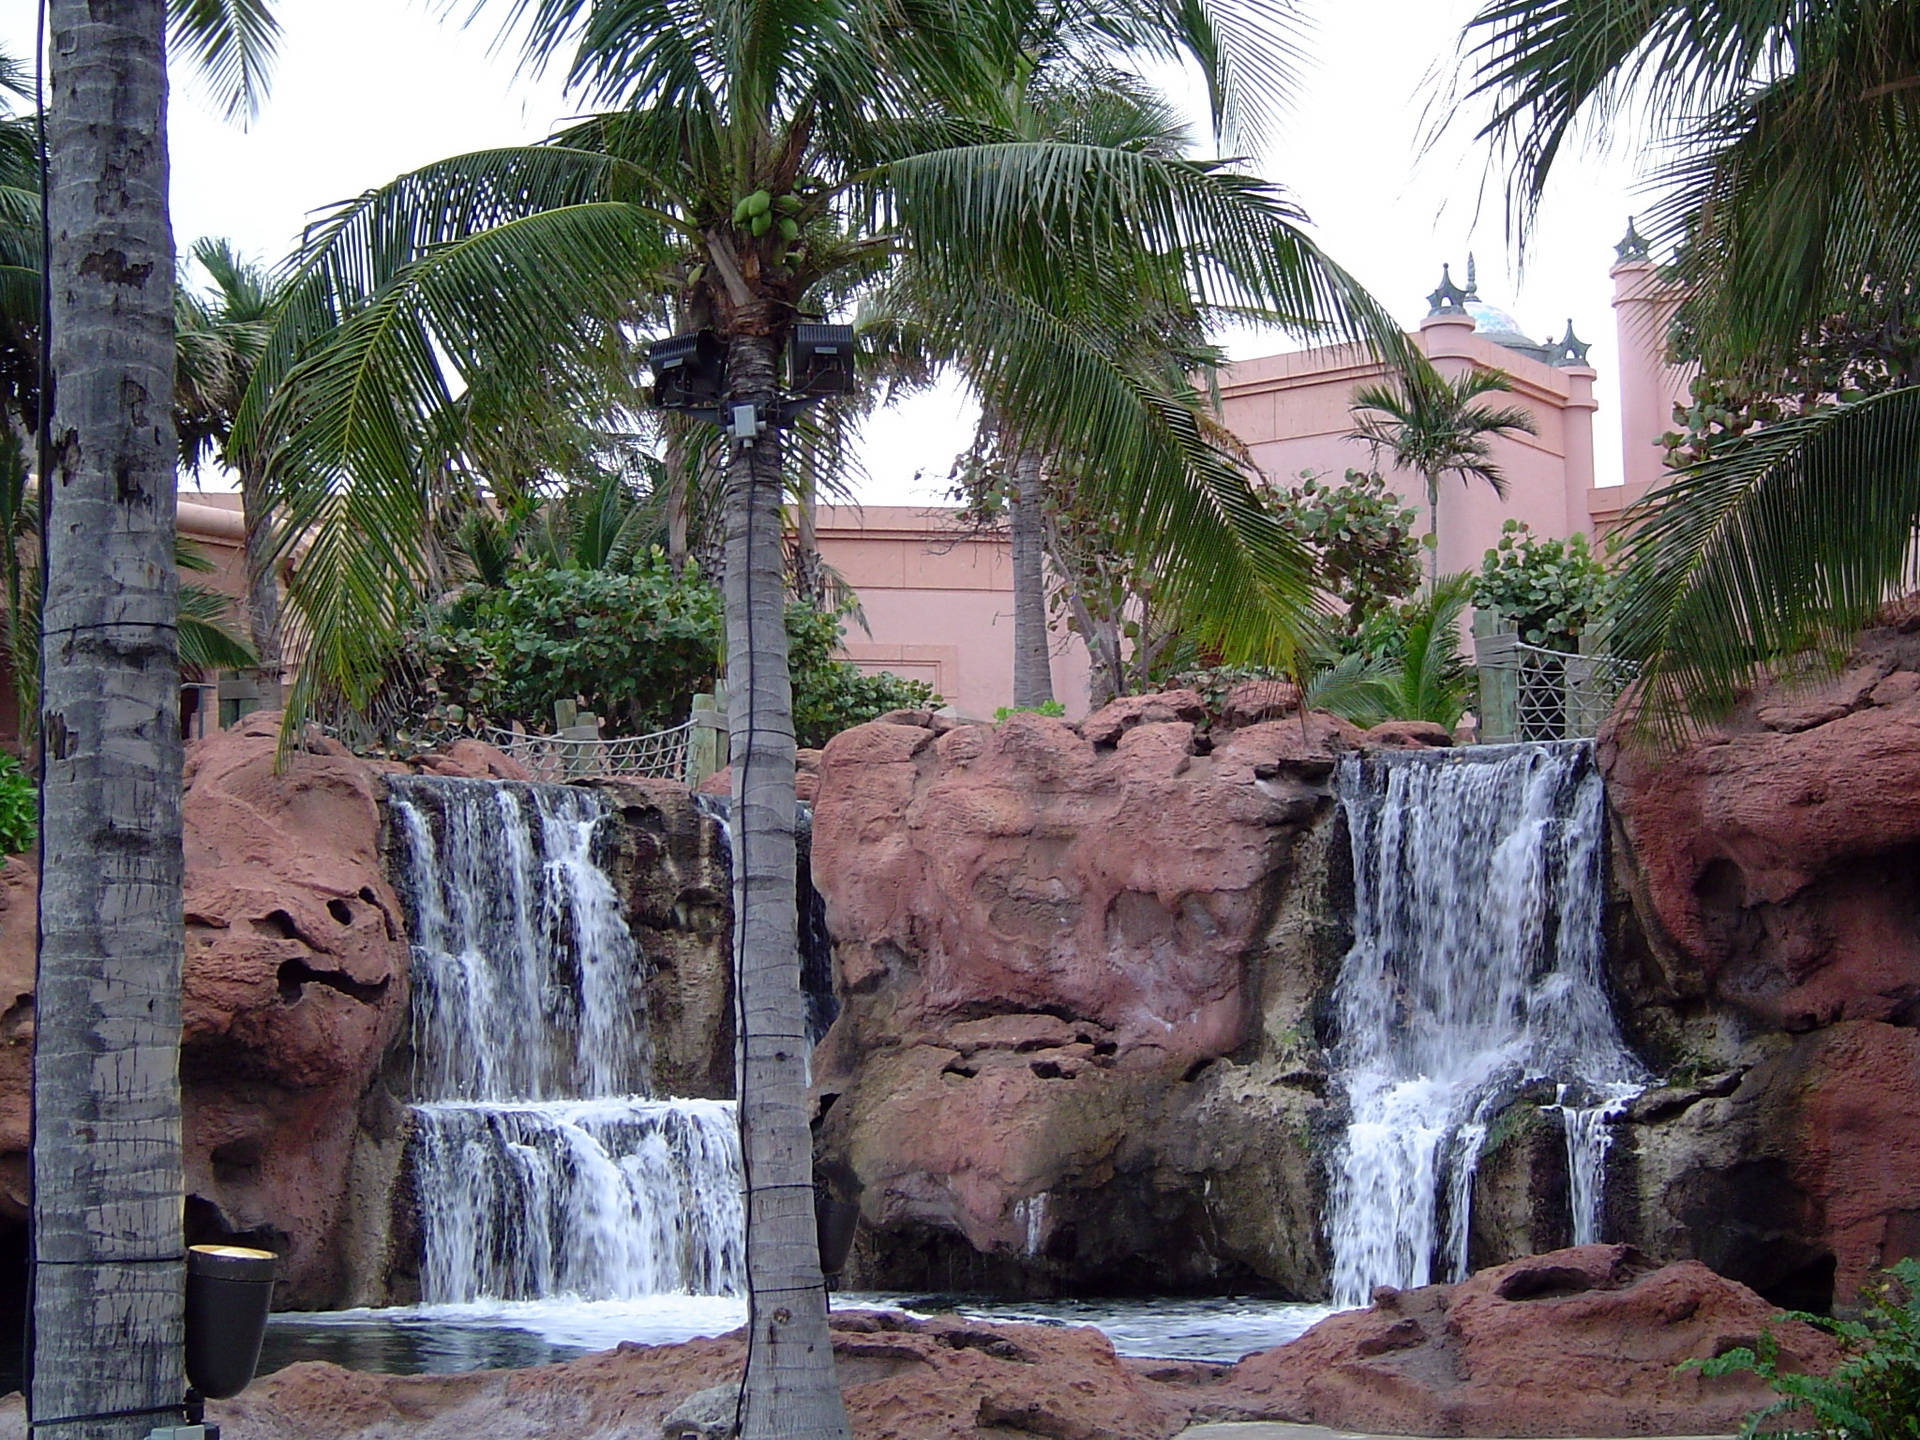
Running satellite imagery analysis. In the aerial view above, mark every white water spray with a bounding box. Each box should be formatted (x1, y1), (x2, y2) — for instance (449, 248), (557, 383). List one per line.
(388, 777), (743, 1304)
(1325, 743), (1645, 1308)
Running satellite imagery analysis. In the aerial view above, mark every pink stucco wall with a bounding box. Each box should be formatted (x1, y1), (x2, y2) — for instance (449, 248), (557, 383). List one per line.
(814, 505), (1095, 719)
(1214, 314), (1600, 581)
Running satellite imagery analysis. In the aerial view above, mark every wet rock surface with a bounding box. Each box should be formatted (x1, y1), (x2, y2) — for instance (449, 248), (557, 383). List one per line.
(809, 707), (1357, 1296)
(1602, 601), (1920, 1308)
(1199, 1245), (1837, 1436)
(0, 1254), (1822, 1438)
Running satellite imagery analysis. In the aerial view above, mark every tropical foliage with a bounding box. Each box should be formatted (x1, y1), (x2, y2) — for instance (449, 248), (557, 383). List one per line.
(1348, 354), (1536, 586)
(0, 752), (33, 854)
(412, 552), (932, 745)
(1474, 520), (1615, 652)
(1689, 1257), (1920, 1440)
(1464, 0), (1920, 738)
(1267, 467), (1422, 635)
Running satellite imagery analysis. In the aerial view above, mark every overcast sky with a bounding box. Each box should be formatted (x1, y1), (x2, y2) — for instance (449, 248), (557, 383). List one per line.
(1, 0), (1647, 501)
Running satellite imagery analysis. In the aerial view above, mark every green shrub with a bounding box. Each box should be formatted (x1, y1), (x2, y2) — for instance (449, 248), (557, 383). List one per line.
(411, 552), (936, 748)
(0, 754), (32, 854)
(1688, 1257), (1920, 1439)
(1474, 520), (1616, 651)
(992, 700), (1066, 721)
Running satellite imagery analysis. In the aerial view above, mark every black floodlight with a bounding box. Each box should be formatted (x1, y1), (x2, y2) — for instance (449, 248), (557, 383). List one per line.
(788, 323), (857, 397)
(184, 1244), (276, 1400)
(647, 330), (726, 411)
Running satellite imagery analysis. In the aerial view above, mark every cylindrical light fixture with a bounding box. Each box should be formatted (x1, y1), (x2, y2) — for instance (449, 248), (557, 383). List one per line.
(184, 1244), (277, 1400)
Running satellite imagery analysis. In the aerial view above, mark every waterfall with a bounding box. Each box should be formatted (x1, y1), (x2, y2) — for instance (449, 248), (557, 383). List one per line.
(692, 792), (839, 1044)
(1325, 742), (1645, 1308)
(388, 777), (743, 1304)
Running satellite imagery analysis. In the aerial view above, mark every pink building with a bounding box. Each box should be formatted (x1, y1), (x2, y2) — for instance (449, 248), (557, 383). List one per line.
(820, 229), (1694, 719)
(814, 504), (1093, 721)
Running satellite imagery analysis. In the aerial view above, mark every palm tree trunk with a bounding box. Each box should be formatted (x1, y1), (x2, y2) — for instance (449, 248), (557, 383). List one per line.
(1008, 446), (1054, 708)
(722, 327), (851, 1440)
(31, 3), (186, 1437)
(664, 423), (693, 572)
(794, 434), (822, 605)
(1425, 471), (1440, 591)
(241, 459), (282, 706)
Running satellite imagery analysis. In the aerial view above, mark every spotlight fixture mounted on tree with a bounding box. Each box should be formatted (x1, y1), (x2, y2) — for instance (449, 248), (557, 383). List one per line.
(644, 321), (857, 446)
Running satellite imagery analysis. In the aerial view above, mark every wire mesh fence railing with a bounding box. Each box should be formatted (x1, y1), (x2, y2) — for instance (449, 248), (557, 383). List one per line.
(1475, 632), (1635, 743)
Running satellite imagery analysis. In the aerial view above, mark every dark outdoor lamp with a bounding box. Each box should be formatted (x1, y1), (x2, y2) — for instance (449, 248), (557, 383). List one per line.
(787, 323), (856, 398)
(646, 330), (727, 413)
(183, 1244), (277, 1402)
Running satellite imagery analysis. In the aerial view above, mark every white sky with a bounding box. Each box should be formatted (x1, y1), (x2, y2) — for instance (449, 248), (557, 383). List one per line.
(1, 0), (1648, 501)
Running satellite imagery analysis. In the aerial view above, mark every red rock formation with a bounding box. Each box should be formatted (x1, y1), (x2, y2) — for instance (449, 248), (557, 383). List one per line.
(810, 706), (1357, 1293)
(207, 1311), (1192, 1440)
(1602, 607), (1920, 1035)
(1361, 719), (1454, 749)
(1602, 605), (1920, 1307)
(0, 1254), (1810, 1438)
(1205, 1245), (1838, 1437)
(1, 712), (411, 1307)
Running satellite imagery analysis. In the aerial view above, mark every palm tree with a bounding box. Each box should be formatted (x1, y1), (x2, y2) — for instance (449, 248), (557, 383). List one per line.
(1461, 0), (1920, 736)
(175, 236), (284, 697)
(1349, 353), (1537, 588)
(245, 1), (1398, 1428)
(30, 5), (275, 1436)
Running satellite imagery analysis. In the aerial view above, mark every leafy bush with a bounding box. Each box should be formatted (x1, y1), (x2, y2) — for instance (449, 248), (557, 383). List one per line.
(1688, 1257), (1920, 1439)
(1268, 468), (1422, 634)
(411, 552), (935, 748)
(0, 754), (33, 854)
(1474, 520), (1616, 651)
(784, 602), (939, 748)
(993, 700), (1066, 721)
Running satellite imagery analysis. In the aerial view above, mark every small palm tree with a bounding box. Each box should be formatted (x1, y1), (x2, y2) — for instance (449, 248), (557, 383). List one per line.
(1349, 354), (1537, 589)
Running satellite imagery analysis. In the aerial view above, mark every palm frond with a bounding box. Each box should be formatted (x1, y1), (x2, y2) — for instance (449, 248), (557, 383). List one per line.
(1610, 384), (1920, 743)
(168, 0), (280, 122)
(178, 583), (258, 674)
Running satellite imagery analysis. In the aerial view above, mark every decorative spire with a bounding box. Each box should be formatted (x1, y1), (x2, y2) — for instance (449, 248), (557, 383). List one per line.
(1426, 262), (1470, 317)
(1549, 319), (1591, 367)
(1465, 252), (1479, 297)
(1614, 216), (1650, 263)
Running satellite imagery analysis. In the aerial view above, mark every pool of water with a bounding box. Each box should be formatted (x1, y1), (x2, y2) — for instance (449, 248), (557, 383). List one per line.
(261, 1292), (1338, 1378)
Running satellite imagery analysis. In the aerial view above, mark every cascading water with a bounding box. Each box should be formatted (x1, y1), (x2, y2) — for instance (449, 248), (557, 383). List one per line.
(1325, 742), (1646, 1309)
(692, 792), (839, 1044)
(388, 777), (744, 1304)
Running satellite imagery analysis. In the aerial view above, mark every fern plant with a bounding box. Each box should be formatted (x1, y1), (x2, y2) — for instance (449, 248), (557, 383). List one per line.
(1688, 1258), (1920, 1440)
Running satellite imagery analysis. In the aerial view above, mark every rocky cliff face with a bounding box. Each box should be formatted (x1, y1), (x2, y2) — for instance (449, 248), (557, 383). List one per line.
(808, 693), (1360, 1296)
(1601, 600), (1920, 1310)
(2, 713), (413, 1310)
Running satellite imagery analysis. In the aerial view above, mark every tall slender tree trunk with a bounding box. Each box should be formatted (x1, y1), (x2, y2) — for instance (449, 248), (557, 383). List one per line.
(722, 325), (851, 1440)
(241, 460), (282, 706)
(1424, 471), (1440, 591)
(793, 435), (822, 606)
(1008, 445), (1054, 708)
(31, 4), (186, 1438)
(664, 423), (693, 572)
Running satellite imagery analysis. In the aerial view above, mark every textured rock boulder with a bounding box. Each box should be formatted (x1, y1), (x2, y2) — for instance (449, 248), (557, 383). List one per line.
(1204, 1244), (1838, 1436)
(597, 778), (734, 1099)
(810, 707), (1356, 1294)
(0, 712), (412, 1309)
(194, 1311), (1194, 1440)
(1602, 603), (1920, 1308)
